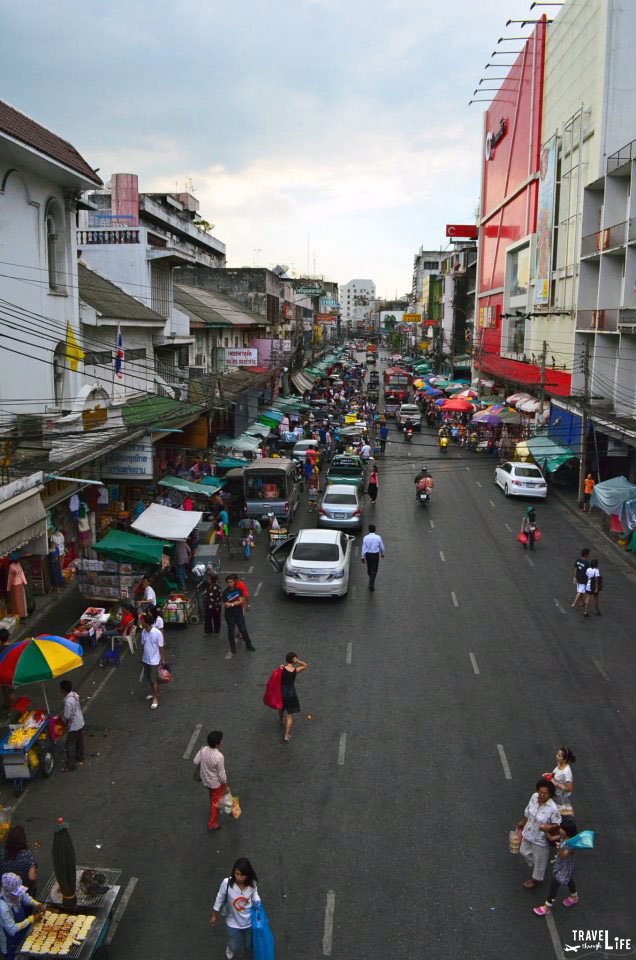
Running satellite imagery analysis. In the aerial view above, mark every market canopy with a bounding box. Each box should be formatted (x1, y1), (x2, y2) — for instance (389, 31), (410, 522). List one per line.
(200, 476), (226, 490)
(94, 529), (167, 565)
(158, 476), (217, 498)
(521, 436), (578, 474)
(590, 476), (636, 518)
(215, 434), (261, 452)
(131, 503), (202, 541)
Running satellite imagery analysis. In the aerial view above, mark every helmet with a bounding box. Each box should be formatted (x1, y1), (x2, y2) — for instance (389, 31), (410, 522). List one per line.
(421, 465), (428, 473)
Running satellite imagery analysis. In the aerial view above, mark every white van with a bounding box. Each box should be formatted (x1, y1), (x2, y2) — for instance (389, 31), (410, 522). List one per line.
(397, 404), (422, 429)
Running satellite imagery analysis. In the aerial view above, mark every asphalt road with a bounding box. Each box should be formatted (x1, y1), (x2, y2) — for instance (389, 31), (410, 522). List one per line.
(4, 364), (636, 959)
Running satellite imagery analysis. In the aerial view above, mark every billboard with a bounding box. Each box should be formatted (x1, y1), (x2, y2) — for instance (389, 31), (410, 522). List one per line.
(225, 348), (258, 367)
(403, 313), (421, 323)
(102, 438), (153, 479)
(533, 135), (557, 306)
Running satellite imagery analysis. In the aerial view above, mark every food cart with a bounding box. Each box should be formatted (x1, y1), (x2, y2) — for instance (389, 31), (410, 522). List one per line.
(0, 708), (58, 795)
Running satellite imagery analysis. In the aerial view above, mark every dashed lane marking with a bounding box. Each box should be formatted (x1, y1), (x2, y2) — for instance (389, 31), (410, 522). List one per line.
(248, 565), (254, 574)
(346, 642), (352, 665)
(254, 581), (263, 597)
(497, 744), (512, 780)
(429, 519), (435, 530)
(322, 891), (336, 956)
(489, 499), (496, 508)
(475, 481), (482, 488)
(451, 591), (459, 608)
(183, 723), (202, 760)
(469, 653), (480, 675)
(545, 911), (565, 960)
(593, 659), (611, 682)
(526, 556), (535, 567)
(439, 551), (445, 562)
(505, 523), (512, 532)
(338, 733), (347, 766)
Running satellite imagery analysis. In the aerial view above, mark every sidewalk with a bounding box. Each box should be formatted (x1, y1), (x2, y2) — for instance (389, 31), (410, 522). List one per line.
(550, 482), (636, 579)
(12, 579), (81, 643)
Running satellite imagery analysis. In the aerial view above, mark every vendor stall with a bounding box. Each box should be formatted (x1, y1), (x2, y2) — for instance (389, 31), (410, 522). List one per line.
(77, 531), (167, 602)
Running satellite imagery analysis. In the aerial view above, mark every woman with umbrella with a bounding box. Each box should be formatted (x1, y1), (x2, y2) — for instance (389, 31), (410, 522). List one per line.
(0, 872), (44, 959)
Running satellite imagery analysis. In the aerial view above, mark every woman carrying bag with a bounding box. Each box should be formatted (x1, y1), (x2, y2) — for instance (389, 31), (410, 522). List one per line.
(193, 731), (230, 832)
(210, 858), (262, 959)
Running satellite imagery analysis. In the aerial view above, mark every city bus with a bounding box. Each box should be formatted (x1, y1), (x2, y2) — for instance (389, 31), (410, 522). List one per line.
(383, 367), (412, 402)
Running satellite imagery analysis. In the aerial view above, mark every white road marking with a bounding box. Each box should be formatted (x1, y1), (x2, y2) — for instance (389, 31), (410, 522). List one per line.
(497, 744), (512, 780)
(505, 523), (512, 532)
(526, 555), (535, 567)
(429, 519), (435, 530)
(488, 499), (496, 508)
(475, 481), (482, 488)
(104, 877), (138, 946)
(451, 591), (459, 608)
(466, 466), (471, 471)
(322, 891), (336, 956)
(346, 642), (352, 665)
(83, 650), (128, 714)
(254, 581), (263, 597)
(183, 723), (202, 760)
(407, 451), (411, 457)
(545, 911), (565, 960)
(593, 659), (611, 682)
(554, 599), (566, 614)
(469, 652), (480, 675)
(338, 733), (347, 766)
(439, 551), (445, 562)
(248, 565), (254, 574)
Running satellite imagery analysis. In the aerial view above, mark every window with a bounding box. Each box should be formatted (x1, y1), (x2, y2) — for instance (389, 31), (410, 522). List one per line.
(506, 312), (526, 355)
(47, 216), (58, 289)
(85, 350), (112, 366)
(53, 343), (65, 404)
(422, 261), (438, 270)
(234, 336), (239, 348)
(126, 348), (147, 361)
(45, 200), (67, 293)
(508, 245), (530, 298)
(292, 542), (339, 562)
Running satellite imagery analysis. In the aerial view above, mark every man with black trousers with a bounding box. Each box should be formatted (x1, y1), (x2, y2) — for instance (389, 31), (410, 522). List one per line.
(222, 574), (256, 659)
(361, 524), (386, 592)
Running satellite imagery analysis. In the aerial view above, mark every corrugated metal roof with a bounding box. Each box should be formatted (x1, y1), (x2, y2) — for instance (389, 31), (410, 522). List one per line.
(0, 99), (102, 185)
(174, 284), (265, 328)
(78, 263), (166, 324)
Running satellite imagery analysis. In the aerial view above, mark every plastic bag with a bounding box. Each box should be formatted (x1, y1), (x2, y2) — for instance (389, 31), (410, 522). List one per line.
(231, 795), (241, 820)
(509, 829), (521, 854)
(517, 532), (528, 545)
(215, 792), (234, 815)
(534, 529), (542, 542)
(158, 661), (173, 683)
(563, 829), (595, 850)
(263, 667), (283, 710)
(252, 902), (275, 960)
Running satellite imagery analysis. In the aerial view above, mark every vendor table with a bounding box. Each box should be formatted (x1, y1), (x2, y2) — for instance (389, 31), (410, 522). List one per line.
(0, 711), (56, 794)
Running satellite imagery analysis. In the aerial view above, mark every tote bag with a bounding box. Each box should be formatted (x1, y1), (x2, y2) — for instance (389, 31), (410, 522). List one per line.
(252, 902), (275, 960)
(263, 667), (283, 710)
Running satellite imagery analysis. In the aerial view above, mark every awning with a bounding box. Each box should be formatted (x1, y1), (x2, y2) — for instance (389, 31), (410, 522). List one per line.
(214, 457), (249, 472)
(215, 435), (261, 452)
(200, 476), (226, 490)
(243, 424), (271, 438)
(522, 437), (578, 473)
(477, 355), (572, 397)
(0, 489), (47, 558)
(158, 476), (217, 498)
(291, 372), (314, 393)
(131, 503), (202, 540)
(590, 476), (636, 517)
(94, 529), (167, 565)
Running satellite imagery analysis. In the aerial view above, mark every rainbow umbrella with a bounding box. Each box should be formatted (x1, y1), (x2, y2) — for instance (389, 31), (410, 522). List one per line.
(0, 636), (83, 710)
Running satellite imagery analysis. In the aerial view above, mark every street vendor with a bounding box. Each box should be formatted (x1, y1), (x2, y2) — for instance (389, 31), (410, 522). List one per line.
(0, 872), (44, 960)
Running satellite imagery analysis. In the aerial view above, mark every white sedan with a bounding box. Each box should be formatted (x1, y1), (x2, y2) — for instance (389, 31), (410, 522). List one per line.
(268, 528), (354, 598)
(494, 461), (548, 498)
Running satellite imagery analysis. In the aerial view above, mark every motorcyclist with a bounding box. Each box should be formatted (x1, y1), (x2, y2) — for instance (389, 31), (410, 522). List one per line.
(403, 419), (415, 436)
(414, 465), (434, 493)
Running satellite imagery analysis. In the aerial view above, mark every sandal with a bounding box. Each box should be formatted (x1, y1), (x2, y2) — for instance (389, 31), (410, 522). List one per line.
(533, 904), (551, 916)
(523, 879), (540, 889)
(563, 895), (579, 907)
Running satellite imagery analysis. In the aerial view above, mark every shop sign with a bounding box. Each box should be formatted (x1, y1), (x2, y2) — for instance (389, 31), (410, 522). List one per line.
(102, 438), (153, 479)
(224, 348), (258, 367)
(315, 314), (336, 324)
(283, 303), (295, 320)
(282, 339), (292, 352)
(534, 135), (558, 306)
(320, 298), (340, 310)
(297, 286), (323, 296)
(446, 224), (478, 239)
(303, 319), (314, 331)
(479, 305), (499, 328)
(403, 313), (421, 323)
(485, 118), (507, 161)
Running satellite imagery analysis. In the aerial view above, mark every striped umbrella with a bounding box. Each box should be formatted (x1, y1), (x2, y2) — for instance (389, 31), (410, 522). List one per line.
(0, 636), (83, 687)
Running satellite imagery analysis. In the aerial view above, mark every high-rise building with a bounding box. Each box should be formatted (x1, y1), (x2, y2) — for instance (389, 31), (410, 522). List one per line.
(339, 279), (376, 332)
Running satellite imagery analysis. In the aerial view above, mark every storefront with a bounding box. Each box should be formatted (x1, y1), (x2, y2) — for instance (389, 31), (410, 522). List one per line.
(0, 477), (48, 630)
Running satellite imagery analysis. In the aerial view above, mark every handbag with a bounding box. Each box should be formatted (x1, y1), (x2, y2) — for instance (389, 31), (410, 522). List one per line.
(252, 901), (275, 960)
(263, 667), (284, 710)
(220, 878), (231, 918)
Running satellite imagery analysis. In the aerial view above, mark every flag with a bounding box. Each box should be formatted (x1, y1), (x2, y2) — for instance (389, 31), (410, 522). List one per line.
(115, 326), (124, 379)
(65, 322), (84, 372)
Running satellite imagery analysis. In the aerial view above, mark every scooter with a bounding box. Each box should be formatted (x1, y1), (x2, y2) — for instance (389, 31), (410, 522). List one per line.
(439, 435), (449, 452)
(416, 489), (430, 507)
(404, 426), (414, 442)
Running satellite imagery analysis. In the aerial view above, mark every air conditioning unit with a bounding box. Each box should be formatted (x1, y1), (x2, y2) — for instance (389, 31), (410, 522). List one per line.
(15, 414), (55, 450)
(188, 366), (206, 379)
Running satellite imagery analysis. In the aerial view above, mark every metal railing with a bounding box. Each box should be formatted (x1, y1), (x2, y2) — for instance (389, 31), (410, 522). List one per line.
(77, 229), (140, 245)
(607, 138), (636, 174)
(581, 221), (627, 257)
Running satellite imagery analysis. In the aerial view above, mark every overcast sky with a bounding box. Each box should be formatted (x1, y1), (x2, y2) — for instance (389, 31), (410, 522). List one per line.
(3, 0), (538, 297)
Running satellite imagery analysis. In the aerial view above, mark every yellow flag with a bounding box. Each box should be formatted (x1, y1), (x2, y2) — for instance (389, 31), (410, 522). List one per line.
(65, 321), (85, 372)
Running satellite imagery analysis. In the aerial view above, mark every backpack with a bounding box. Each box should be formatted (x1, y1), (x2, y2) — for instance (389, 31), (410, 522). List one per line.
(263, 667), (283, 710)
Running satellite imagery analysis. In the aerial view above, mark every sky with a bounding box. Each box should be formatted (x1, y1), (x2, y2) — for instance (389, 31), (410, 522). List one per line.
(2, 0), (540, 298)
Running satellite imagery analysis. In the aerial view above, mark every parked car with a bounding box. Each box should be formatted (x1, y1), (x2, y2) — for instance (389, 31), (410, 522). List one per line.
(494, 461), (548, 498)
(326, 454), (366, 489)
(318, 484), (364, 530)
(268, 528), (354, 598)
(396, 403), (422, 429)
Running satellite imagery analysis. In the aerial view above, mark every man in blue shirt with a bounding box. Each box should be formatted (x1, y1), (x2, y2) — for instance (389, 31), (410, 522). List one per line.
(379, 424), (389, 452)
(361, 524), (386, 592)
(222, 575), (255, 658)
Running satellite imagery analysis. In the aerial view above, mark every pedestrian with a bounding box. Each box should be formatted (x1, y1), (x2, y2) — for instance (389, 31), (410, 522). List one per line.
(517, 778), (562, 888)
(1, 827), (37, 897)
(174, 539), (191, 592)
(60, 680), (85, 771)
(533, 817), (580, 915)
(367, 466), (379, 504)
(203, 573), (223, 635)
(546, 746), (576, 809)
(360, 440), (371, 464)
(361, 523), (385, 592)
(193, 730), (230, 832)
(140, 613), (164, 710)
(279, 652), (308, 743)
(584, 558), (602, 617)
(140, 575), (156, 606)
(0, 873), (45, 960)
(307, 483), (318, 513)
(210, 858), (261, 959)
(571, 548), (591, 610)
(379, 424), (388, 452)
(582, 473), (595, 512)
(520, 507), (537, 550)
(222, 575), (255, 659)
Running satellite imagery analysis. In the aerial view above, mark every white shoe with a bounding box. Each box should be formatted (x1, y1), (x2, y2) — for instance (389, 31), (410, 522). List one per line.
(226, 947), (234, 959)
(150, 700), (158, 709)
(225, 651), (234, 660)
(145, 695), (154, 701)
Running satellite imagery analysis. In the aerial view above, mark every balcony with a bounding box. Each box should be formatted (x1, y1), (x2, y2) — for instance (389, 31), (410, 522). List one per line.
(576, 309), (619, 333)
(580, 221), (627, 258)
(77, 228), (140, 245)
(617, 308), (636, 334)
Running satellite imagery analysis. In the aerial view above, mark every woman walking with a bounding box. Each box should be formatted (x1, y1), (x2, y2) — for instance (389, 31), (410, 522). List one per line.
(279, 652), (308, 743)
(203, 573), (223, 635)
(584, 559), (602, 617)
(520, 507), (537, 550)
(367, 466), (379, 504)
(193, 731), (230, 832)
(548, 746), (576, 809)
(517, 778), (562, 888)
(210, 858), (261, 959)
(533, 817), (580, 915)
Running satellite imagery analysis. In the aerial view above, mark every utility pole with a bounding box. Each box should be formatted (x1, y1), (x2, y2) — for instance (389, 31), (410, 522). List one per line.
(577, 341), (591, 508)
(538, 340), (547, 425)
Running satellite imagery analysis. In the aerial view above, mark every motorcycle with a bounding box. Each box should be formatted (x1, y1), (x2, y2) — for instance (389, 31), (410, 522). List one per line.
(439, 435), (449, 452)
(416, 489), (430, 507)
(403, 426), (414, 442)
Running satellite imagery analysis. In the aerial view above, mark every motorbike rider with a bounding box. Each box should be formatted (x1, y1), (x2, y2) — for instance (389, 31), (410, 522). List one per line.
(414, 464), (434, 494)
(403, 419), (415, 437)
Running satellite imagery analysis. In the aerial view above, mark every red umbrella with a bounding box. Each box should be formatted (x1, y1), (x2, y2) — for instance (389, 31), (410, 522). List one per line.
(441, 398), (475, 412)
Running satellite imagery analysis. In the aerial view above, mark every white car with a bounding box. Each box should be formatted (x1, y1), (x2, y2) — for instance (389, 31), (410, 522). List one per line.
(397, 404), (422, 429)
(494, 461), (548, 498)
(268, 528), (354, 597)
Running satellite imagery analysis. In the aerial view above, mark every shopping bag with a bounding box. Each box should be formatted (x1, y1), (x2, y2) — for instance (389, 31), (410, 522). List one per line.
(263, 667), (284, 710)
(508, 829), (521, 854)
(533, 529), (542, 542)
(517, 532), (528, 545)
(158, 661), (173, 683)
(252, 902), (275, 960)
(214, 791), (234, 815)
(563, 829), (595, 850)
(231, 795), (241, 820)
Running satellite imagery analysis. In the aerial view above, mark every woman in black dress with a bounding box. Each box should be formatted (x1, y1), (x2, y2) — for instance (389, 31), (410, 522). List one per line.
(279, 651), (308, 743)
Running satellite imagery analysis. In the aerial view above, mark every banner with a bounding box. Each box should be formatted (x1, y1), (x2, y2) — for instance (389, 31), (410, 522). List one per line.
(534, 136), (557, 305)
(224, 348), (258, 367)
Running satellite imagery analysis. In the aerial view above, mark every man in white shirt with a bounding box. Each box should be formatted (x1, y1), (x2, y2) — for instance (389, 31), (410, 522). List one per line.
(60, 680), (85, 771)
(361, 523), (385, 592)
(141, 576), (157, 605)
(140, 614), (164, 709)
(360, 442), (372, 464)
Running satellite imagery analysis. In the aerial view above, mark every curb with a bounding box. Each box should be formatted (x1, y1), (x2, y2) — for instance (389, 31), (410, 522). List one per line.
(551, 486), (636, 580)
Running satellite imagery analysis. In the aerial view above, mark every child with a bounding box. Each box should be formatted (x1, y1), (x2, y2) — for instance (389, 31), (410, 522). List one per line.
(307, 484), (318, 512)
(533, 817), (579, 915)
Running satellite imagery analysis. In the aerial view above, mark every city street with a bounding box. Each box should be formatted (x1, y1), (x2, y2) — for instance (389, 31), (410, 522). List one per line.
(4, 402), (636, 959)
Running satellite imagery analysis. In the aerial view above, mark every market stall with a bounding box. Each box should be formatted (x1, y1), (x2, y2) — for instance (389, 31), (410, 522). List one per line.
(77, 530), (167, 603)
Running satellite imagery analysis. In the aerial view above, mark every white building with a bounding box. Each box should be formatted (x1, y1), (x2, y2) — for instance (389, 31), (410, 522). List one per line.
(339, 278), (376, 332)
(0, 99), (103, 416)
(411, 249), (443, 308)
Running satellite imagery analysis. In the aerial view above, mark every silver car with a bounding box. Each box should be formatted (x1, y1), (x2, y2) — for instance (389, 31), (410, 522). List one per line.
(268, 528), (354, 598)
(318, 484), (364, 530)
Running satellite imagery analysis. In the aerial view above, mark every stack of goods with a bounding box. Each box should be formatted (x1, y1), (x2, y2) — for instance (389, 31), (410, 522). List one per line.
(21, 910), (95, 954)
